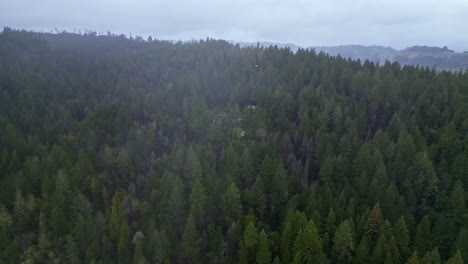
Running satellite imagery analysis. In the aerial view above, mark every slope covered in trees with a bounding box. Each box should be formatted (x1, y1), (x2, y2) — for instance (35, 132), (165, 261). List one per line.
(312, 45), (468, 70)
(0, 28), (467, 264)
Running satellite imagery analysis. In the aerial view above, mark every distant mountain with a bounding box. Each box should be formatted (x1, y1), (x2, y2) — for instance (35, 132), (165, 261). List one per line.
(310, 45), (397, 64)
(233, 42), (468, 70)
(311, 45), (468, 70)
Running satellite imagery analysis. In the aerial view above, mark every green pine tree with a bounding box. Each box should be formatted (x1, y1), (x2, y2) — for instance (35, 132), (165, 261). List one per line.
(333, 219), (354, 263)
(256, 230), (272, 264)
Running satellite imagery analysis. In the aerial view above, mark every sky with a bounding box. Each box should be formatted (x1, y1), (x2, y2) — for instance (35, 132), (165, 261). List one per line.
(1, 0), (468, 51)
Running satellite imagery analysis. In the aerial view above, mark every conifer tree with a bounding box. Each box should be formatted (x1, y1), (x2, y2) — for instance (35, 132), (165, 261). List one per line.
(256, 230), (272, 264)
(182, 214), (199, 262)
(333, 219), (355, 263)
(446, 250), (463, 264)
(117, 220), (130, 264)
(415, 216), (432, 255)
(366, 203), (384, 239)
(189, 178), (207, 226)
(406, 251), (421, 264)
(421, 247), (441, 264)
(222, 183), (242, 224)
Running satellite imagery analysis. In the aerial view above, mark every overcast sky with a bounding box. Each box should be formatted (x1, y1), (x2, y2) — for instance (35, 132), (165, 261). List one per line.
(2, 0), (468, 51)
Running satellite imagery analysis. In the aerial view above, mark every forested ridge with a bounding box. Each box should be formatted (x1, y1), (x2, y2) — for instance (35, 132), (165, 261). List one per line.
(0, 28), (467, 264)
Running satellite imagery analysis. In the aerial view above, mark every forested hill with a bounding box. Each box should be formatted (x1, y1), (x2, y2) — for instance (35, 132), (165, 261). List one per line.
(0, 28), (467, 264)
(311, 45), (468, 71)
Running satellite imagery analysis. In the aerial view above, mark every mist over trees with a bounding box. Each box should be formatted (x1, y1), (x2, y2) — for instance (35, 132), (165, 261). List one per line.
(0, 28), (466, 264)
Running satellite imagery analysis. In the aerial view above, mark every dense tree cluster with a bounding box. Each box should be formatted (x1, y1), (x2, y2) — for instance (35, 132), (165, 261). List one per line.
(0, 28), (466, 263)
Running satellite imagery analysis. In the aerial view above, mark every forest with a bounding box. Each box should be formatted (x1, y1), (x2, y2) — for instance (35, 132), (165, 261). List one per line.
(0, 28), (466, 264)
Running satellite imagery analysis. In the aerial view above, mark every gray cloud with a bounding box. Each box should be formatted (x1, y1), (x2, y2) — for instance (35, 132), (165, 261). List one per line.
(1, 0), (467, 51)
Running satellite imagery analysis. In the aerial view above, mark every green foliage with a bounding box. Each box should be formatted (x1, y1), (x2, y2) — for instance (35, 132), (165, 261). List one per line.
(257, 230), (272, 264)
(182, 214), (199, 262)
(366, 203), (384, 239)
(393, 216), (411, 260)
(222, 183), (243, 224)
(406, 251), (421, 264)
(244, 222), (259, 250)
(0, 29), (466, 264)
(446, 250), (464, 264)
(292, 220), (322, 264)
(117, 220), (130, 264)
(333, 219), (354, 263)
(189, 179), (207, 226)
(415, 216), (433, 255)
(421, 247), (441, 264)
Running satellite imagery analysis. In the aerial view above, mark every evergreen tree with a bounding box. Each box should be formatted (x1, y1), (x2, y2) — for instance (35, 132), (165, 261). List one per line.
(117, 220), (130, 264)
(292, 220), (322, 264)
(182, 214), (199, 262)
(421, 247), (441, 264)
(281, 221), (294, 264)
(333, 219), (354, 263)
(353, 236), (370, 264)
(222, 183), (242, 224)
(366, 203), (384, 239)
(244, 222), (259, 261)
(415, 216), (432, 255)
(153, 229), (170, 264)
(446, 250), (463, 264)
(406, 251), (421, 264)
(256, 230), (272, 264)
(189, 178), (207, 226)
(394, 216), (411, 260)
(251, 175), (266, 218)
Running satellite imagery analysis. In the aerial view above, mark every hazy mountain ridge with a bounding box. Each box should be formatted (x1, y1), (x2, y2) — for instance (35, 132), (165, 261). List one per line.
(311, 44), (468, 70)
(234, 41), (468, 70)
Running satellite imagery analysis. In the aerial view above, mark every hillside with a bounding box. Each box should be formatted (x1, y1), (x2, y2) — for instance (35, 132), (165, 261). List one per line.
(312, 45), (468, 70)
(0, 28), (467, 264)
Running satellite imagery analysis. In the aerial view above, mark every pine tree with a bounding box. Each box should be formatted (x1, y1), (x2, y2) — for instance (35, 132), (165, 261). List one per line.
(64, 235), (80, 264)
(182, 214), (199, 262)
(446, 250), (463, 264)
(365, 203), (384, 239)
(133, 242), (146, 264)
(222, 183), (242, 224)
(353, 236), (370, 264)
(184, 145), (202, 181)
(381, 182), (399, 222)
(414, 216), (432, 255)
(189, 178), (207, 226)
(240, 147), (255, 187)
(406, 252), (420, 264)
(259, 155), (275, 194)
(256, 230), (272, 264)
(292, 220), (322, 263)
(251, 175), (266, 218)
(117, 220), (130, 264)
(244, 222), (259, 249)
(281, 221), (294, 264)
(153, 229), (170, 264)
(454, 228), (468, 262)
(325, 208), (336, 235)
(333, 219), (354, 263)
(273, 256), (281, 264)
(451, 180), (465, 224)
(109, 194), (125, 241)
(420, 247), (441, 264)
(270, 162), (289, 209)
(244, 221), (259, 261)
(166, 175), (186, 231)
(393, 216), (410, 260)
